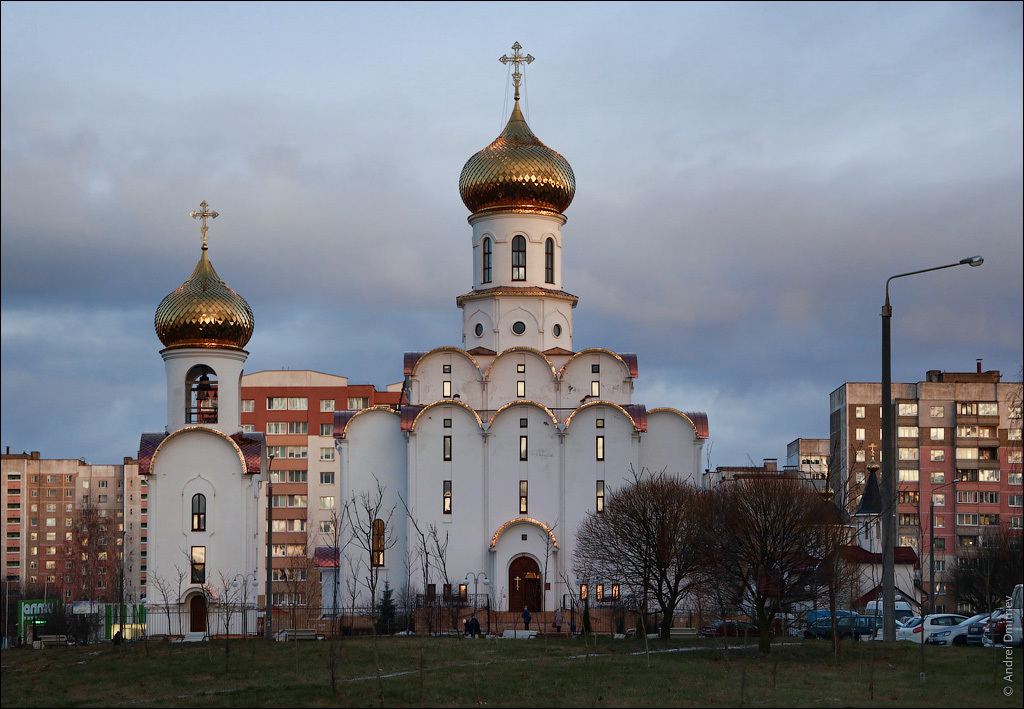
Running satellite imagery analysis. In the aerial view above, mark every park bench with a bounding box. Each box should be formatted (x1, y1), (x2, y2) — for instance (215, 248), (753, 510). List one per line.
(279, 628), (318, 642)
(39, 634), (67, 648)
(670, 627), (698, 638)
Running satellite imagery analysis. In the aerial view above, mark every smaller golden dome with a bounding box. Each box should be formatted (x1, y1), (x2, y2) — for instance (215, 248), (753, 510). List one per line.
(459, 100), (575, 216)
(154, 244), (254, 350)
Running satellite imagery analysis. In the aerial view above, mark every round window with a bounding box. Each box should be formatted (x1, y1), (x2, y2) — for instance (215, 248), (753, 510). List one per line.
(552, 324), (562, 337)
(474, 323), (484, 337)
(512, 321), (526, 335)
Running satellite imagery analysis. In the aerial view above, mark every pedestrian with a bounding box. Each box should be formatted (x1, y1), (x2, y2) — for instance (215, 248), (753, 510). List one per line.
(469, 615), (481, 637)
(522, 605), (531, 630)
(554, 608), (564, 633)
(463, 618), (470, 636)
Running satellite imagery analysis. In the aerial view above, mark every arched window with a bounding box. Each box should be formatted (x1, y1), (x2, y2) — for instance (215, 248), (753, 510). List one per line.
(511, 235), (526, 281)
(191, 494), (206, 531)
(544, 238), (554, 284)
(371, 519), (386, 567)
(482, 237), (492, 284)
(186, 365), (218, 424)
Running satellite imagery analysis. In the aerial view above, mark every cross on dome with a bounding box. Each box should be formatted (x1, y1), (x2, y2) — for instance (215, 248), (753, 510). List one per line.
(190, 200), (219, 249)
(499, 42), (534, 101)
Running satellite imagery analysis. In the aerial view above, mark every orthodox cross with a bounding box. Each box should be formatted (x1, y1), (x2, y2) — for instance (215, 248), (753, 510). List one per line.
(868, 443), (878, 457)
(190, 200), (219, 249)
(499, 42), (534, 101)
(513, 575), (522, 590)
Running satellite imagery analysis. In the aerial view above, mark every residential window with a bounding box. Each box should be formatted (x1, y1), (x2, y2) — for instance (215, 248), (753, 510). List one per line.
(320, 423), (333, 436)
(596, 436), (605, 461)
(1010, 517), (1023, 530)
(320, 521), (335, 534)
(898, 447), (919, 460)
(288, 446), (307, 459)
(1011, 473), (1024, 486)
(579, 584), (588, 601)
(898, 514), (920, 527)
(287, 470), (307, 483)
(957, 469), (979, 483)
(934, 540), (946, 552)
(855, 406), (866, 419)
(898, 490), (919, 504)
(191, 494), (206, 531)
(267, 422), (287, 435)
(267, 397), (287, 410)
(443, 481), (452, 514)
(1008, 429), (1022, 441)
(957, 425), (979, 438)
(856, 450), (866, 462)
(855, 428), (866, 441)
(517, 381), (526, 398)
(978, 403), (998, 416)
(957, 513), (979, 526)
(957, 490), (979, 504)
(979, 514), (999, 526)
(1011, 495), (1024, 508)
(511, 235), (526, 281)
(596, 481), (605, 513)
(931, 472), (945, 485)
(443, 436), (452, 461)
(898, 534), (918, 549)
(591, 381), (600, 397)
(287, 421), (308, 434)
(242, 424), (255, 433)
(898, 426), (919, 438)
(519, 481), (528, 514)
(320, 472), (335, 485)
(930, 406), (944, 418)
(320, 447), (335, 462)
(371, 519), (385, 567)
(957, 403), (977, 416)
(520, 436), (528, 461)
(980, 491), (1000, 504)
(898, 403), (918, 416)
(931, 494), (945, 506)
(288, 397), (307, 410)
(272, 519), (287, 532)
(930, 450), (945, 462)
(1009, 451), (1023, 464)
(191, 546), (205, 583)
(348, 397), (369, 410)
(544, 238), (554, 283)
(482, 237), (492, 283)
(320, 399), (334, 412)
(442, 381), (452, 398)
(978, 469), (1000, 482)
(319, 496), (335, 510)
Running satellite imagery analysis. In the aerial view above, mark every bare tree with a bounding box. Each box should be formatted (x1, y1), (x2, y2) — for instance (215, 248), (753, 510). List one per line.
(709, 476), (834, 655)
(574, 467), (708, 640)
(345, 478), (397, 626)
(948, 524), (1023, 613)
(398, 492), (434, 634)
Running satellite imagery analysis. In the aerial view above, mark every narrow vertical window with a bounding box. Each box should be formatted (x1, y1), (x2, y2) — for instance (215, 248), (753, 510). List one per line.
(596, 481), (605, 512)
(520, 436), (528, 461)
(443, 435), (452, 461)
(591, 381), (600, 397)
(482, 237), (492, 283)
(544, 238), (554, 283)
(442, 381), (452, 398)
(371, 519), (385, 567)
(519, 480), (528, 514)
(517, 381), (526, 398)
(512, 235), (526, 281)
(443, 481), (452, 514)
(191, 493), (206, 531)
(190, 546), (206, 583)
(596, 436), (605, 461)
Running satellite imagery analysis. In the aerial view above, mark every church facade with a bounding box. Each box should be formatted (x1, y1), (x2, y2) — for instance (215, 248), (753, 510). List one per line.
(329, 45), (708, 614)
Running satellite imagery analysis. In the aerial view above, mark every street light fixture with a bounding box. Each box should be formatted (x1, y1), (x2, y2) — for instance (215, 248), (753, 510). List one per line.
(880, 255), (983, 643)
(232, 573), (259, 638)
(464, 571), (489, 635)
(264, 452), (275, 640)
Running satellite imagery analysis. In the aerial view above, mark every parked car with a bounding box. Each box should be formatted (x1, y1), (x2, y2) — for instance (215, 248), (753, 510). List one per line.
(900, 614), (968, 644)
(864, 600), (915, 623)
(982, 609), (1010, 647)
(966, 612), (997, 646)
(926, 613), (989, 647)
(701, 620), (764, 638)
(895, 617), (922, 641)
(804, 615), (878, 641)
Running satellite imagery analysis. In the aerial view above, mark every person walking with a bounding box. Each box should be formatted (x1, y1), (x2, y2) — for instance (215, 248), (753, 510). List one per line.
(522, 605), (532, 630)
(554, 608), (564, 633)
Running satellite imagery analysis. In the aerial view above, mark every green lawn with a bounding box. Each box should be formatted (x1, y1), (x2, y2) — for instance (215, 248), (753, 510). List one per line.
(1, 635), (1020, 707)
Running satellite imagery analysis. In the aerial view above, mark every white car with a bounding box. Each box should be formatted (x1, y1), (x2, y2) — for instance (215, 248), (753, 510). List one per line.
(926, 613), (988, 647)
(895, 617), (921, 641)
(900, 614), (968, 644)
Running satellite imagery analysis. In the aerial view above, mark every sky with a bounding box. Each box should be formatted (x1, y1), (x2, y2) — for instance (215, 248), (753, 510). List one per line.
(2, 1), (1022, 471)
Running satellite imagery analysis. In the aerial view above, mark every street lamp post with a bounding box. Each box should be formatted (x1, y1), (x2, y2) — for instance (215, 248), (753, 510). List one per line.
(880, 255), (982, 643)
(264, 453), (275, 641)
(464, 572), (489, 635)
(232, 573), (259, 638)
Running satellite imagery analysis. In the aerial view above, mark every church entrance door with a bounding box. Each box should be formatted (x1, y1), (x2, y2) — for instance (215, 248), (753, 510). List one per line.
(508, 556), (542, 613)
(189, 595), (207, 633)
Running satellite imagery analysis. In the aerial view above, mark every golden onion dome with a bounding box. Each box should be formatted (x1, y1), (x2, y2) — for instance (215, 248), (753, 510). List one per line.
(154, 243), (254, 351)
(459, 100), (575, 216)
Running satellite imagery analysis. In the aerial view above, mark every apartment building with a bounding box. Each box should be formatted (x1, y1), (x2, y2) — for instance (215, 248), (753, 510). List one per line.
(829, 367), (1022, 612)
(2, 451), (147, 606)
(239, 370), (401, 609)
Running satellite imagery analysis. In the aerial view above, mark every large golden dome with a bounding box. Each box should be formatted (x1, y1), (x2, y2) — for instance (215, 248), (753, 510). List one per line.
(459, 100), (575, 216)
(154, 244), (254, 351)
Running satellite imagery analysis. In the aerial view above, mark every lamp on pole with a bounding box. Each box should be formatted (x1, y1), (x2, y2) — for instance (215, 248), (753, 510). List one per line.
(880, 255), (983, 643)
(264, 452), (275, 640)
(464, 571), (489, 634)
(232, 573), (259, 638)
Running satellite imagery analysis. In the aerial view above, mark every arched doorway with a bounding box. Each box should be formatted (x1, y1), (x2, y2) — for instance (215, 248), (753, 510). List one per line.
(189, 594), (207, 633)
(508, 556), (542, 613)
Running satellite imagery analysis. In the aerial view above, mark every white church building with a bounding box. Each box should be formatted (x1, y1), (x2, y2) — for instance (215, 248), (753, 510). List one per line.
(327, 45), (709, 615)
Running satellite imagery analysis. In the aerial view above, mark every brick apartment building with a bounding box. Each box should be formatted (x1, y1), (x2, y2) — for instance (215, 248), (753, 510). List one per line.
(830, 366), (1022, 612)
